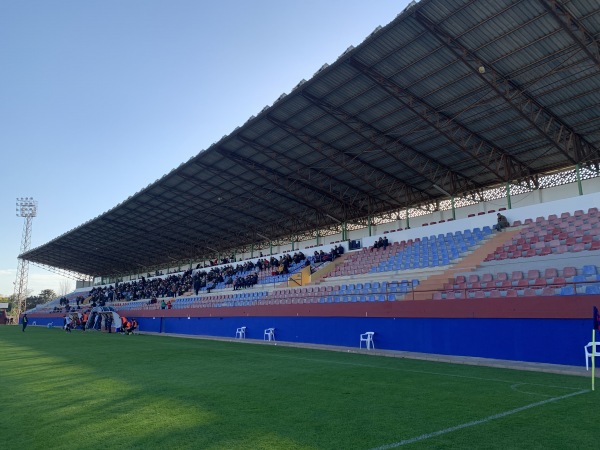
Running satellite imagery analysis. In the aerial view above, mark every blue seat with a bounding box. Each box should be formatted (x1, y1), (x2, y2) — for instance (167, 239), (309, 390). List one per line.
(583, 265), (597, 276)
(585, 285), (600, 295)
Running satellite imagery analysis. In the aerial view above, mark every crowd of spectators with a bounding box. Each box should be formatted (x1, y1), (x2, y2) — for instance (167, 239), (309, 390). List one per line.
(47, 249), (326, 312)
(313, 245), (344, 262)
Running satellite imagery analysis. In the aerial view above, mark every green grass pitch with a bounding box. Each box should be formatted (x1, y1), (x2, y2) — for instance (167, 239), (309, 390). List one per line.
(0, 326), (597, 449)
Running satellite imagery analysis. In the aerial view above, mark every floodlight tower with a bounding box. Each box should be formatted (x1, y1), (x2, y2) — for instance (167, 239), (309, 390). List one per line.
(13, 197), (37, 320)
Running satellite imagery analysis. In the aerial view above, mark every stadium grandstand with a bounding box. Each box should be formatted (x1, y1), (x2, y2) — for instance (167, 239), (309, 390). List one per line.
(19, 0), (600, 367)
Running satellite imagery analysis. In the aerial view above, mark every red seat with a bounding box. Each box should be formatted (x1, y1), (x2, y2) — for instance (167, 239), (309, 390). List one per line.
(506, 289), (518, 297)
(563, 267), (577, 277)
(527, 270), (540, 279)
(544, 268), (558, 278)
(496, 272), (508, 281)
(511, 271), (523, 280)
(482, 274), (493, 283)
(541, 287), (556, 296)
(468, 274), (479, 283)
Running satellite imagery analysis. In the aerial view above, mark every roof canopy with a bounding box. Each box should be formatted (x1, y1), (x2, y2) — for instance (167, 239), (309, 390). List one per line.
(21, 0), (600, 277)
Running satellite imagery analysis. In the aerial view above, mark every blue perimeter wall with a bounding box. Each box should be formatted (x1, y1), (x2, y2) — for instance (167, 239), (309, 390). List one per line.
(133, 316), (591, 367)
(30, 316), (589, 367)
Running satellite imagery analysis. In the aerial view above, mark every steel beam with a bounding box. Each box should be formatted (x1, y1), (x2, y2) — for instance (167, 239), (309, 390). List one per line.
(348, 57), (537, 183)
(216, 147), (349, 223)
(414, 11), (599, 165)
(266, 114), (433, 209)
(538, 0), (600, 71)
(301, 89), (486, 196)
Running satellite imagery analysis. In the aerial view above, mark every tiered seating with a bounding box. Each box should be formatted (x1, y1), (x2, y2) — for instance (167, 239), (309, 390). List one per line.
(327, 227), (492, 278)
(485, 208), (600, 261)
(259, 260), (310, 284)
(373, 228), (492, 272)
(322, 279), (419, 303)
(439, 265), (600, 299)
(327, 244), (401, 277)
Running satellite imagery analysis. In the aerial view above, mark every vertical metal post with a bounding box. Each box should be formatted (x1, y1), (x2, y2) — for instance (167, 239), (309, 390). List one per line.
(368, 216), (372, 236)
(250, 243), (254, 258)
(576, 163), (584, 195)
(405, 208), (410, 229)
(342, 222), (347, 241)
(451, 196), (456, 220)
(506, 181), (512, 209)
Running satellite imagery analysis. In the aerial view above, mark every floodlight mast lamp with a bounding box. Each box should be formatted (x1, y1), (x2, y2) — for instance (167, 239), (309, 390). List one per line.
(13, 197), (37, 322)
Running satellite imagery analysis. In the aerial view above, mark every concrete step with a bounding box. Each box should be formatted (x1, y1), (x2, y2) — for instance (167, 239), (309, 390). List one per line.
(411, 227), (524, 300)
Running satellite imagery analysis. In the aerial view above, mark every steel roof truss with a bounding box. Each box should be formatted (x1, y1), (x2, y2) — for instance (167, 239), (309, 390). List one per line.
(538, 0), (600, 71)
(415, 10), (600, 165)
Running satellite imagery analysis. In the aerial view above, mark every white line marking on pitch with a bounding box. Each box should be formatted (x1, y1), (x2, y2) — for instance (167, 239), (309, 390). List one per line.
(368, 389), (589, 450)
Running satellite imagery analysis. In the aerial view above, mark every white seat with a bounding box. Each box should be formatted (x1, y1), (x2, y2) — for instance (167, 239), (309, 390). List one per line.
(236, 326), (246, 339)
(264, 327), (275, 341)
(584, 342), (600, 370)
(360, 331), (375, 350)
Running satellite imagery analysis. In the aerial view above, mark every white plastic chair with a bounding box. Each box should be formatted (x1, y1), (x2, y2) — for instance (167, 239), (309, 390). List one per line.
(584, 342), (600, 370)
(264, 327), (275, 341)
(360, 331), (375, 349)
(236, 326), (246, 339)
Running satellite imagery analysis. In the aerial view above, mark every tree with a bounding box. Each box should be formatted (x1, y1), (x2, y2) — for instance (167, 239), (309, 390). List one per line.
(40, 289), (57, 303)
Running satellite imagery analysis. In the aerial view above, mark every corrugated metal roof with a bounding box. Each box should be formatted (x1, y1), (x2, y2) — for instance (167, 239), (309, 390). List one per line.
(21, 0), (600, 276)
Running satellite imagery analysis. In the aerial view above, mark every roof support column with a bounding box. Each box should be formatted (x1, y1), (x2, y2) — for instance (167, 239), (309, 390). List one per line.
(506, 182), (512, 210)
(576, 164), (583, 196)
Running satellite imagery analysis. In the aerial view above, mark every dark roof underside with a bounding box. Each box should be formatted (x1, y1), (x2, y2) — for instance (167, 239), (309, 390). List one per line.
(21, 0), (600, 276)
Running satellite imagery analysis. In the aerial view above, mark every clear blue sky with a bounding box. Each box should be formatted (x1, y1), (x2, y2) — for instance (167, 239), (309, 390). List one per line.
(0, 0), (410, 297)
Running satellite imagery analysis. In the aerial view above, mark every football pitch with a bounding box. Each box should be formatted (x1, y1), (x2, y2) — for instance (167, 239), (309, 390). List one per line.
(0, 326), (596, 449)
